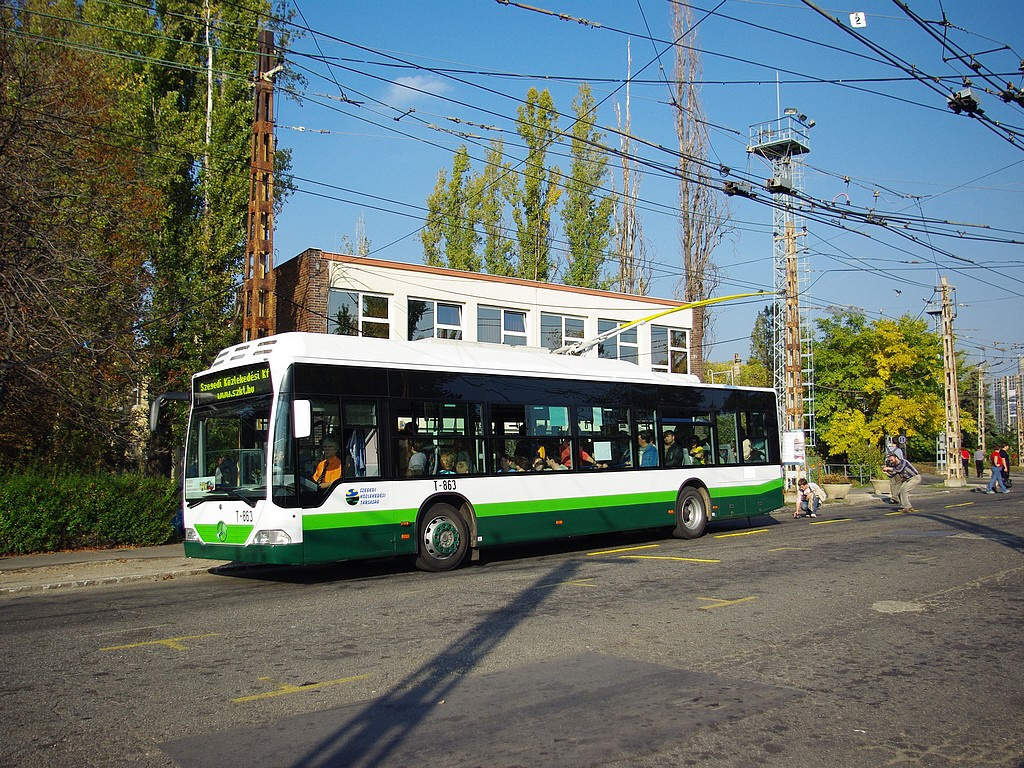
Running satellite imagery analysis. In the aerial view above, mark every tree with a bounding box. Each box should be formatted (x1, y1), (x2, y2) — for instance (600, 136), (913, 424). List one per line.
(0, 2), (156, 468)
(478, 137), (516, 277)
(511, 87), (561, 281)
(613, 42), (652, 295)
(814, 309), (944, 459)
(421, 145), (481, 271)
(0, 1), (294, 471)
(748, 306), (778, 375)
(671, 2), (728, 379)
(561, 83), (615, 290)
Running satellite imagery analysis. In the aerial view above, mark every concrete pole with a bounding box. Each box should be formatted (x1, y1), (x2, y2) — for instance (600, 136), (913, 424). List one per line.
(940, 277), (965, 486)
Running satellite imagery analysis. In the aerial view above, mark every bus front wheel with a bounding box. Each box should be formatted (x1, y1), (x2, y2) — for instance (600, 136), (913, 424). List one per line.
(416, 503), (470, 572)
(673, 486), (709, 539)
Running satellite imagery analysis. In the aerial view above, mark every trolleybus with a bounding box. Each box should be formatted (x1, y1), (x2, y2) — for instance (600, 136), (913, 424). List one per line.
(181, 332), (784, 571)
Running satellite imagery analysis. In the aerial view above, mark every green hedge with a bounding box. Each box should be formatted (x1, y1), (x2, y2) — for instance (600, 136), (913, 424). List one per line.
(0, 468), (179, 555)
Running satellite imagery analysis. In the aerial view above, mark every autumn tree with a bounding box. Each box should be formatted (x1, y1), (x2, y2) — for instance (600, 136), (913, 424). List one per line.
(0, 0), (294, 471)
(814, 309), (944, 459)
(561, 83), (615, 290)
(0, 2), (156, 468)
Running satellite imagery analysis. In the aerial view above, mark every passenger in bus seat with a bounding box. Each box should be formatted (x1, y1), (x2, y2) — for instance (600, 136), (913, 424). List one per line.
(407, 440), (428, 476)
(455, 460), (470, 474)
(663, 430), (683, 467)
(544, 456), (569, 471)
(638, 430), (658, 467)
(498, 455), (519, 473)
(559, 438), (605, 469)
(688, 436), (706, 465)
(215, 455), (237, 486)
(438, 452), (456, 474)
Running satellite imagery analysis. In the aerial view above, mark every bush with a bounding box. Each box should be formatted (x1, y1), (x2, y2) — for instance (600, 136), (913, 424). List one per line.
(0, 467), (177, 555)
(819, 472), (852, 484)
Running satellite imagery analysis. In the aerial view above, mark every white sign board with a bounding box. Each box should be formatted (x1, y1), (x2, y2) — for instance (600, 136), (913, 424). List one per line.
(850, 12), (867, 28)
(782, 431), (806, 464)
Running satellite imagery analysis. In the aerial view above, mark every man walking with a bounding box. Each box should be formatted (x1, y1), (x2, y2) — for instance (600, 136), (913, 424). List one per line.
(999, 443), (1012, 489)
(986, 447), (1009, 494)
(883, 452), (921, 512)
(974, 447), (986, 478)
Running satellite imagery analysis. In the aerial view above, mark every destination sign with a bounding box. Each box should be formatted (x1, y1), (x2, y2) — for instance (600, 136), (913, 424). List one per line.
(194, 363), (272, 404)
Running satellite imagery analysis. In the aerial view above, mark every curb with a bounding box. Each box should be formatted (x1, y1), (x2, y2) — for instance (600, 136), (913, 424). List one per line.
(0, 563), (226, 596)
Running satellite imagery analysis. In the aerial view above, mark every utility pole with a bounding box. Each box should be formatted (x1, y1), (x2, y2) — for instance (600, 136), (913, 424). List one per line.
(940, 276), (965, 486)
(1018, 355), (1024, 467)
(782, 220), (804, 436)
(241, 28), (278, 342)
(977, 362), (986, 455)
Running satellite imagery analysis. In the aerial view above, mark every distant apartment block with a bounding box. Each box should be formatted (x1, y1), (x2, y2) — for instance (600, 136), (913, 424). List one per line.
(992, 374), (1019, 432)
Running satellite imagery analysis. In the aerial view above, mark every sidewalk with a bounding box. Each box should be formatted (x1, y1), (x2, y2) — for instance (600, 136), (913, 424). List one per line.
(0, 543), (229, 596)
(0, 473), (992, 596)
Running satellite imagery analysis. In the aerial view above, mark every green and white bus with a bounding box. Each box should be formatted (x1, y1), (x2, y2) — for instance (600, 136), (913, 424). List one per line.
(182, 332), (784, 571)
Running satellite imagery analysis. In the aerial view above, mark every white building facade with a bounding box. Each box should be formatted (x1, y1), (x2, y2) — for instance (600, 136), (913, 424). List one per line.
(275, 251), (693, 375)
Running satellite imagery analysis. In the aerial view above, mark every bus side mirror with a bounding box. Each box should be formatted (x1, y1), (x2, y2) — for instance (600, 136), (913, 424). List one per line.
(294, 400), (312, 439)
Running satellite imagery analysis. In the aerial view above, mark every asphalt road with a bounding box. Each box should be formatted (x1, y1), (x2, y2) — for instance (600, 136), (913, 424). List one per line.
(2, 490), (1022, 768)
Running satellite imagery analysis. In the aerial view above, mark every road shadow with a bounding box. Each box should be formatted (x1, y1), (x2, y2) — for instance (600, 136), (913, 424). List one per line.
(909, 510), (1024, 555)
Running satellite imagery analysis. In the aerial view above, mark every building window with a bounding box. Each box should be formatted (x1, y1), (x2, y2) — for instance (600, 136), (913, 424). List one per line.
(597, 319), (638, 364)
(328, 290), (389, 338)
(478, 306), (527, 346)
(651, 326), (689, 374)
(408, 299), (463, 341)
(540, 313), (585, 350)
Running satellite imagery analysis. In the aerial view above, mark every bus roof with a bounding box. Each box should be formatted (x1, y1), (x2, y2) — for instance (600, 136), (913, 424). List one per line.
(205, 332), (772, 393)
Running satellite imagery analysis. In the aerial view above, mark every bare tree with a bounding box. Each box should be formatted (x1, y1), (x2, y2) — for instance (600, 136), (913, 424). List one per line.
(671, 2), (728, 379)
(614, 41), (652, 295)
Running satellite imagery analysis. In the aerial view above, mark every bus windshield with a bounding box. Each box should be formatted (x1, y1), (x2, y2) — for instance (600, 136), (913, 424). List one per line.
(184, 386), (272, 507)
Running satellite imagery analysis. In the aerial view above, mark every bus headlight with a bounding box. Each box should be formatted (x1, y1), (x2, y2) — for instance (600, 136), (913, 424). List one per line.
(254, 529), (292, 545)
(184, 528), (200, 542)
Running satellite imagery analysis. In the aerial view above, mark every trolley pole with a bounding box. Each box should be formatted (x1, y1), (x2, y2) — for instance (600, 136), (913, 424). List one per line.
(940, 276), (965, 486)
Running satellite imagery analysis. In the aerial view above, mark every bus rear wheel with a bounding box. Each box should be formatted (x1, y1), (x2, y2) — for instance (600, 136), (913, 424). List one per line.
(673, 486), (709, 539)
(415, 503), (469, 572)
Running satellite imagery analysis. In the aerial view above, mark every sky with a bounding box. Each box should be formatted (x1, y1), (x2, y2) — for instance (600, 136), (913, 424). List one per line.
(269, 0), (1024, 381)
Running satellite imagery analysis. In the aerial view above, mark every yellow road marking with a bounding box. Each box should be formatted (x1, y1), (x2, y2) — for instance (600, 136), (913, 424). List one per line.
(100, 633), (220, 652)
(884, 510), (905, 516)
(588, 544), (660, 556)
(232, 674), (369, 703)
(532, 577), (598, 590)
(714, 528), (769, 539)
(810, 518), (850, 525)
(621, 555), (720, 563)
(945, 502), (975, 508)
(698, 596), (757, 610)
(768, 546), (811, 552)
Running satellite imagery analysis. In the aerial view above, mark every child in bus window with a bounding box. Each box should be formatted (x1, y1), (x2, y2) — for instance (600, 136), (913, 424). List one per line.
(438, 452), (456, 474)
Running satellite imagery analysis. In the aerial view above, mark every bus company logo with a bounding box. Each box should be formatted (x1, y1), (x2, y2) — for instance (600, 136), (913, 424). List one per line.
(345, 488), (360, 506)
(216, 521), (228, 542)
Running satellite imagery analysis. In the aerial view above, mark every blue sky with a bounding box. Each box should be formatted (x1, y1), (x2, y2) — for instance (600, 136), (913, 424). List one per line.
(271, 0), (1023, 379)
